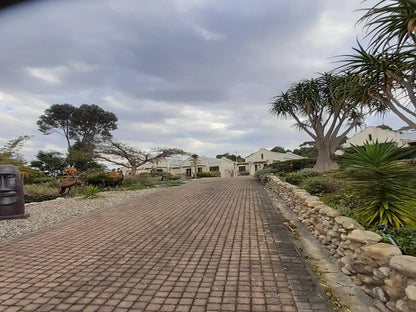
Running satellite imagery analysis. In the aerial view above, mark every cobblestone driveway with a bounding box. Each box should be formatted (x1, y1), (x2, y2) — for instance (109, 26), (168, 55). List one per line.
(0, 177), (330, 312)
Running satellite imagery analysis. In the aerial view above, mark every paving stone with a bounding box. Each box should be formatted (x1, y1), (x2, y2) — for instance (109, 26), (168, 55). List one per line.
(0, 177), (330, 311)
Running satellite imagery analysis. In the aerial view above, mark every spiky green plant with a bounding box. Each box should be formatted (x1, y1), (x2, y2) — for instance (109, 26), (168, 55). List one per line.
(343, 141), (416, 228)
(84, 185), (100, 199)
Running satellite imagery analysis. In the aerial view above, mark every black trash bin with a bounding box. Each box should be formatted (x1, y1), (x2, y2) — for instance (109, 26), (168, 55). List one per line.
(0, 165), (29, 220)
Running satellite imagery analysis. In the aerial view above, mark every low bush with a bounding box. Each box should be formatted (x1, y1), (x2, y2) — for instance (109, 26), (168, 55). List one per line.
(85, 173), (113, 187)
(25, 193), (60, 203)
(24, 183), (61, 202)
(265, 158), (316, 173)
(197, 171), (221, 178)
(123, 173), (153, 185)
(162, 173), (181, 181)
(285, 172), (304, 185)
(385, 227), (416, 256)
(299, 176), (339, 195)
(254, 167), (274, 182)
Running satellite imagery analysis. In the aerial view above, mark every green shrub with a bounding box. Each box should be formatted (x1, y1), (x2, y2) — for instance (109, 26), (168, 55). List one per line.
(123, 173), (153, 185)
(323, 193), (363, 218)
(285, 172), (304, 185)
(162, 173), (181, 180)
(297, 168), (320, 178)
(300, 176), (338, 195)
(24, 193), (60, 203)
(197, 171), (221, 178)
(265, 158), (316, 172)
(386, 227), (416, 256)
(254, 167), (273, 179)
(24, 183), (60, 203)
(18, 166), (48, 184)
(84, 185), (100, 198)
(85, 173), (114, 187)
(343, 141), (416, 228)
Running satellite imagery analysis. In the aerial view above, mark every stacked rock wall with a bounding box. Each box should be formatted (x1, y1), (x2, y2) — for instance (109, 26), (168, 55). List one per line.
(265, 175), (416, 312)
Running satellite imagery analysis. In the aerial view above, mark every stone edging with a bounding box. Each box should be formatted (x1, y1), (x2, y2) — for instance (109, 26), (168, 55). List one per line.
(265, 175), (416, 312)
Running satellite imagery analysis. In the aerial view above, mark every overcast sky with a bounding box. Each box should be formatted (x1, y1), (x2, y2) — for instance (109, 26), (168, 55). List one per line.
(0, 0), (405, 162)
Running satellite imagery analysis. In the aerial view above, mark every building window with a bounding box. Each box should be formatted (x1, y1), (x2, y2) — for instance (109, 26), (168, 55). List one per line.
(209, 166), (219, 172)
(255, 164), (258, 171)
(198, 167), (203, 173)
(186, 168), (192, 177)
(239, 166), (246, 172)
(261, 154), (264, 159)
(369, 134), (373, 141)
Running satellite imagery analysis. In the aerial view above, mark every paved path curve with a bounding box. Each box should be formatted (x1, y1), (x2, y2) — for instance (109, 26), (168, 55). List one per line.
(0, 177), (330, 312)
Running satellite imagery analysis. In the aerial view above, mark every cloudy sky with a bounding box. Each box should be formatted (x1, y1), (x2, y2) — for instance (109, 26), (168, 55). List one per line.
(0, 0), (404, 162)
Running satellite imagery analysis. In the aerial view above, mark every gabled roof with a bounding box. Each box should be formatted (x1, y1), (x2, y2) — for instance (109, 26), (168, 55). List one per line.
(245, 148), (304, 161)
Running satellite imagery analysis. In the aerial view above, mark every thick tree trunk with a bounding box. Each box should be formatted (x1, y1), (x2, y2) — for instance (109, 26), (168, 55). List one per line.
(314, 142), (339, 172)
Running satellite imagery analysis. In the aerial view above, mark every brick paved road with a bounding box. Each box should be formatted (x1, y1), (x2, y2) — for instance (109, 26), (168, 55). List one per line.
(0, 177), (330, 312)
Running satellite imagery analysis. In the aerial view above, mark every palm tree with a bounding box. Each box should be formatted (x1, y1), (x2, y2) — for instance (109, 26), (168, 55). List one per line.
(270, 73), (375, 171)
(358, 0), (416, 52)
(340, 0), (416, 129)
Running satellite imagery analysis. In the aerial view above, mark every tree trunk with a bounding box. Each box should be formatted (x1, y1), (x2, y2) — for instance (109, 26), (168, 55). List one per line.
(314, 142), (339, 172)
(131, 165), (137, 175)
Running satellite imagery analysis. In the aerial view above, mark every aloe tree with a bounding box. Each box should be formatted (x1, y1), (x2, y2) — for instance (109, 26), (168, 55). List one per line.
(270, 73), (375, 171)
(343, 141), (416, 228)
(340, 0), (416, 129)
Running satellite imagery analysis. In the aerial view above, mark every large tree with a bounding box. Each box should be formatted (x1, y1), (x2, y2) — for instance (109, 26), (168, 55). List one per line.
(37, 103), (118, 148)
(37, 104), (76, 152)
(71, 104), (118, 144)
(270, 73), (375, 171)
(30, 151), (66, 177)
(340, 0), (416, 129)
(37, 103), (118, 169)
(95, 140), (186, 175)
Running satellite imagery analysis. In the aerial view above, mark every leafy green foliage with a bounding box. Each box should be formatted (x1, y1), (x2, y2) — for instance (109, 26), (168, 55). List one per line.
(299, 176), (339, 195)
(24, 183), (61, 203)
(270, 72), (376, 171)
(386, 227), (416, 256)
(285, 172), (304, 185)
(0, 135), (31, 165)
(343, 141), (416, 228)
(216, 153), (245, 162)
(18, 166), (49, 184)
(270, 146), (287, 153)
(265, 158), (316, 173)
(85, 172), (114, 187)
(197, 171), (221, 178)
(162, 173), (181, 181)
(84, 185), (100, 198)
(30, 151), (66, 176)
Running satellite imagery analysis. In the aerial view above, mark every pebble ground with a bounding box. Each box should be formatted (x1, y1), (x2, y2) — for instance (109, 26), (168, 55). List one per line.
(0, 177), (331, 312)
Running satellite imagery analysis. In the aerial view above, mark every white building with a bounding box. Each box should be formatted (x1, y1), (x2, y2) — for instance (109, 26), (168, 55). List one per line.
(137, 156), (236, 178)
(244, 148), (305, 176)
(345, 126), (416, 148)
(137, 148), (306, 178)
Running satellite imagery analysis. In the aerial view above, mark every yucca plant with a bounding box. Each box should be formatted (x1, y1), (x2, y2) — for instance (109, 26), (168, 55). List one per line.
(84, 185), (100, 199)
(343, 141), (416, 228)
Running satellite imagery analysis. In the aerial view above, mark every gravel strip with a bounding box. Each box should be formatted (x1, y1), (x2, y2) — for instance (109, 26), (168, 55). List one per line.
(0, 188), (162, 242)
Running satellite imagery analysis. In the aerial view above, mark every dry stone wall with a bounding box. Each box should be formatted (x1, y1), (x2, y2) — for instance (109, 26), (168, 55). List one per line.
(265, 175), (416, 312)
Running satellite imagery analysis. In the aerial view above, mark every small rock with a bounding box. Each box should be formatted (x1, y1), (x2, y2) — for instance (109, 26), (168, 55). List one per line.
(347, 229), (382, 244)
(396, 299), (410, 312)
(362, 243), (402, 261)
(334, 216), (364, 230)
(373, 287), (389, 303)
(405, 285), (416, 301)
